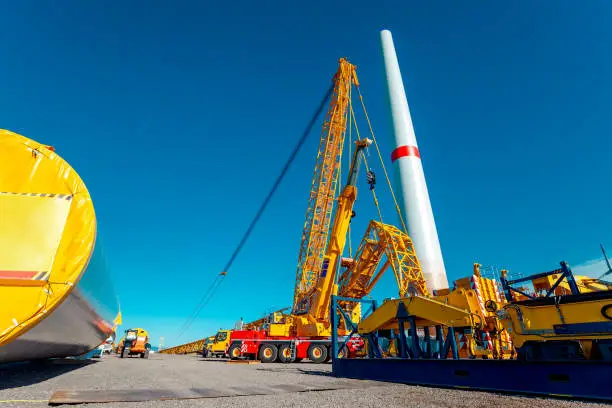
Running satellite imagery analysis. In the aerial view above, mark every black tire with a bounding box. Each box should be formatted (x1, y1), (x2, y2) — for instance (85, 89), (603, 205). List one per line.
(228, 343), (242, 360)
(120, 348), (127, 358)
(278, 344), (296, 363)
(324, 345), (333, 362)
(259, 343), (278, 363)
(307, 344), (328, 363)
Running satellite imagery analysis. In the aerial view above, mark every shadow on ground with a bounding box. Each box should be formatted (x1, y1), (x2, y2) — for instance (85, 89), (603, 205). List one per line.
(295, 368), (334, 376)
(0, 359), (97, 390)
(254, 366), (334, 377)
(197, 357), (230, 363)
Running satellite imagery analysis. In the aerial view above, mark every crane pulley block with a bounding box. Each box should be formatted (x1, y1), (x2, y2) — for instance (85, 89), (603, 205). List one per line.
(366, 170), (376, 190)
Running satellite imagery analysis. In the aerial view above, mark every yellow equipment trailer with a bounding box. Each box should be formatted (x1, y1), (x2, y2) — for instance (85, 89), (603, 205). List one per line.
(0, 129), (119, 363)
(332, 260), (612, 401)
(498, 262), (612, 361)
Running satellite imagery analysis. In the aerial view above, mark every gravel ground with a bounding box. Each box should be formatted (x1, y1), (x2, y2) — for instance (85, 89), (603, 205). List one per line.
(0, 354), (608, 408)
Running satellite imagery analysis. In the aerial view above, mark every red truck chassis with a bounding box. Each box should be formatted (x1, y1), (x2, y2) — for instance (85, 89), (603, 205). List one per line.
(226, 329), (364, 363)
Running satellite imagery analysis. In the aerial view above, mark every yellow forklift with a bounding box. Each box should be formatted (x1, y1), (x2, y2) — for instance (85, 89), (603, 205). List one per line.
(117, 328), (152, 359)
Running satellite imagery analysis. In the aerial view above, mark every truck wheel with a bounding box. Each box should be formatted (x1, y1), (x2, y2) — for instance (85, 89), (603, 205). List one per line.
(307, 344), (327, 363)
(228, 343), (242, 360)
(259, 343), (278, 363)
(278, 344), (296, 363)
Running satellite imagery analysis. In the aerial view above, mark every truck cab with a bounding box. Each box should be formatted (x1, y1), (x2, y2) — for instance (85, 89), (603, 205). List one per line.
(203, 330), (232, 358)
(201, 336), (215, 357)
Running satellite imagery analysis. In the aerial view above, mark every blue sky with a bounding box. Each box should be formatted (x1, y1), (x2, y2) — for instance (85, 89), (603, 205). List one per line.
(2, 1), (611, 347)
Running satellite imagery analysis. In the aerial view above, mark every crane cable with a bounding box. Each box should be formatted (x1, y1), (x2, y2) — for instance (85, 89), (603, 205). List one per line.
(175, 273), (225, 341)
(355, 85), (409, 236)
(174, 83), (335, 341)
(348, 97), (384, 224)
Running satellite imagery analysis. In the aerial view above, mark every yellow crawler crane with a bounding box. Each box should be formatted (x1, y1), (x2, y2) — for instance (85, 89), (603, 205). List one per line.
(238, 59), (379, 348)
(227, 58), (435, 363)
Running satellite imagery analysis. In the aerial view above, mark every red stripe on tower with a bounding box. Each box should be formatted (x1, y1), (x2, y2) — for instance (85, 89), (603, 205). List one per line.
(0, 270), (39, 280)
(391, 145), (420, 162)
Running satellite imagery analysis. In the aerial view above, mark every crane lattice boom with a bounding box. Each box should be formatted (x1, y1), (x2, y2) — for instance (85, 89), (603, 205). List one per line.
(337, 220), (429, 301)
(292, 58), (358, 312)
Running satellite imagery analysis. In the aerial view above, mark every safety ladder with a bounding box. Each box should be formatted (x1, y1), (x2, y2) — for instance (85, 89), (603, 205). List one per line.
(290, 339), (297, 361)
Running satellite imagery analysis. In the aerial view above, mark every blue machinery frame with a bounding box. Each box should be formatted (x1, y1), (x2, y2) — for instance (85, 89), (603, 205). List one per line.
(500, 261), (580, 301)
(330, 295), (612, 402)
(330, 296), (379, 360)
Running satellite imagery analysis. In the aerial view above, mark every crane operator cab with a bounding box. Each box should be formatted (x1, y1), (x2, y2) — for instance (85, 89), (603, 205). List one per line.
(126, 330), (138, 343)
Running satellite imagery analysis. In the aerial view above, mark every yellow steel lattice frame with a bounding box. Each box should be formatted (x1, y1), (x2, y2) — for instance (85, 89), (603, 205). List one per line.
(293, 58), (358, 311)
(338, 220), (429, 300)
(158, 338), (206, 355)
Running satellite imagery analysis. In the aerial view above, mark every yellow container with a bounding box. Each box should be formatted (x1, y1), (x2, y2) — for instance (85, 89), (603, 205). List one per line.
(0, 129), (119, 363)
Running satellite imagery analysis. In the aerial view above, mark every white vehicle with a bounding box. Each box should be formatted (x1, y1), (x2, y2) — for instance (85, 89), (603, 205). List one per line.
(93, 335), (115, 357)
